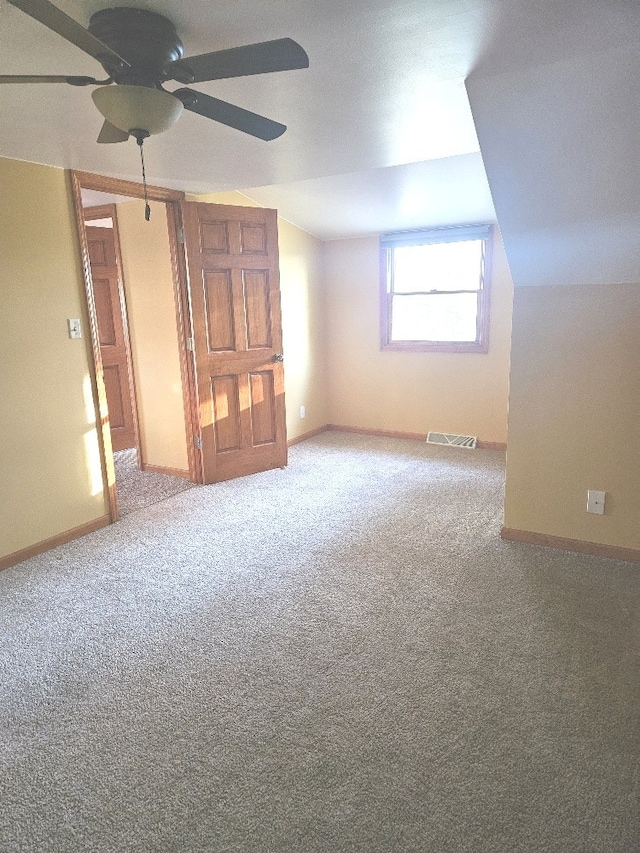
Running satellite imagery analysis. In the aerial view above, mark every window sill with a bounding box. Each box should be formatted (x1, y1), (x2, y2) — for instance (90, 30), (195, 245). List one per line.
(381, 340), (489, 354)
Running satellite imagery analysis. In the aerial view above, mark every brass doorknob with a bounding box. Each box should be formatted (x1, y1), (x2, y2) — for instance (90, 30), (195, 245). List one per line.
(273, 353), (284, 362)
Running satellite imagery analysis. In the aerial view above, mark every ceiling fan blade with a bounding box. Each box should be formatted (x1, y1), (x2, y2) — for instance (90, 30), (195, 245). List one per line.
(96, 120), (130, 144)
(167, 38), (309, 84)
(174, 89), (286, 141)
(7, 0), (129, 69)
(0, 74), (104, 85)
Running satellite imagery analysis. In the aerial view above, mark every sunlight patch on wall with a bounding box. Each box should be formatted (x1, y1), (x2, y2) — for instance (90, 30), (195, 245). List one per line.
(280, 256), (310, 372)
(82, 375), (104, 496)
(82, 374), (98, 427)
(83, 429), (104, 497)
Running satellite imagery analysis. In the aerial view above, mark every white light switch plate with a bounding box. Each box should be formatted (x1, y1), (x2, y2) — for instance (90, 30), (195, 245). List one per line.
(68, 318), (82, 339)
(587, 490), (606, 515)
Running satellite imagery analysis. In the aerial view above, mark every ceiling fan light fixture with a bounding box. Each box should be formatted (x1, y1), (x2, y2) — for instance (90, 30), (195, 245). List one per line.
(91, 85), (183, 135)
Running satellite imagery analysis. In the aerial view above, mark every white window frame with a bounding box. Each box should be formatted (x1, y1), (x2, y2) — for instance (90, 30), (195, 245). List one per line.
(380, 224), (493, 353)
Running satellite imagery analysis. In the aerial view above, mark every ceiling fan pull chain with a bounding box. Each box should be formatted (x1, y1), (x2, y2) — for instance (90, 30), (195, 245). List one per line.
(134, 131), (152, 221)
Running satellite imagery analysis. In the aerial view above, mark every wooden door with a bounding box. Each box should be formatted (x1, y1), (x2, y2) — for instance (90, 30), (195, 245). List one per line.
(182, 202), (287, 483)
(86, 225), (138, 452)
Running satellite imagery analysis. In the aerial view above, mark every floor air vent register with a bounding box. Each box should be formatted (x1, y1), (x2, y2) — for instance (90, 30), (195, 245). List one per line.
(426, 432), (477, 449)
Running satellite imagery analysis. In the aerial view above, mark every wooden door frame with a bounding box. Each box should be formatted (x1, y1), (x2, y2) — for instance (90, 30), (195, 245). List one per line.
(69, 170), (202, 524)
(84, 202), (142, 463)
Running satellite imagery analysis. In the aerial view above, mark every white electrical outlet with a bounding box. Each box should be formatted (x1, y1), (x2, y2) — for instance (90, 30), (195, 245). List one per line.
(586, 490), (606, 515)
(67, 318), (82, 339)
(299, 405), (306, 419)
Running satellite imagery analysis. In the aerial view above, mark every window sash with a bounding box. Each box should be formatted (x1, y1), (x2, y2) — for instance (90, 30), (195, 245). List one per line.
(390, 239), (485, 295)
(389, 291), (482, 344)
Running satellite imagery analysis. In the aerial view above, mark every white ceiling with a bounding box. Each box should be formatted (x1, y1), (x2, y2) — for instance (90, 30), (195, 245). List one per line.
(0, 1), (637, 240)
(244, 153), (495, 241)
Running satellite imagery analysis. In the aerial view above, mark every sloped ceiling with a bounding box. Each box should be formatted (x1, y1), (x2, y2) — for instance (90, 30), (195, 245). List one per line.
(1, 1), (638, 242)
(467, 5), (640, 287)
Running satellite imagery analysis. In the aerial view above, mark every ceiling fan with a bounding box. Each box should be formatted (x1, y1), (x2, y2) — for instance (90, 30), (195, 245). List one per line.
(1, 0), (309, 143)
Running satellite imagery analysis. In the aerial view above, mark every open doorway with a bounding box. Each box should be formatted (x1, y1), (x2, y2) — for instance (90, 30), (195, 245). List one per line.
(71, 172), (200, 521)
(72, 170), (288, 516)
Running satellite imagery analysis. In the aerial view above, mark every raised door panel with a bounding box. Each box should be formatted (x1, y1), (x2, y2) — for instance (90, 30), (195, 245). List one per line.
(102, 364), (126, 429)
(88, 233), (116, 267)
(204, 270), (235, 352)
(93, 277), (117, 347)
(200, 220), (229, 254)
(211, 375), (242, 453)
(244, 271), (272, 349)
(239, 222), (267, 255)
(87, 238), (108, 267)
(249, 371), (276, 446)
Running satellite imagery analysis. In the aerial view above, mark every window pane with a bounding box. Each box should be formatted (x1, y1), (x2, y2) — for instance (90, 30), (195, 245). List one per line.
(391, 293), (478, 342)
(393, 240), (483, 293)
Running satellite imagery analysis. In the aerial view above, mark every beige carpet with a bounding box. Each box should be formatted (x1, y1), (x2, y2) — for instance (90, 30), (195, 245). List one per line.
(114, 448), (195, 516)
(1, 432), (638, 852)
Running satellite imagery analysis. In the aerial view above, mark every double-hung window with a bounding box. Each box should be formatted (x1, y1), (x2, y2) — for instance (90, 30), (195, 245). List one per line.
(380, 224), (492, 353)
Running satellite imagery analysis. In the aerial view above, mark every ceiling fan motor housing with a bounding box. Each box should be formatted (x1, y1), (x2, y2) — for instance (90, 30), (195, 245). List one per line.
(88, 7), (184, 87)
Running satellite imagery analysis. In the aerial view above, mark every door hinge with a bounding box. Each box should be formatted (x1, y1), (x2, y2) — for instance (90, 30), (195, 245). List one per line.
(194, 436), (202, 450)
(186, 336), (195, 352)
(177, 226), (185, 244)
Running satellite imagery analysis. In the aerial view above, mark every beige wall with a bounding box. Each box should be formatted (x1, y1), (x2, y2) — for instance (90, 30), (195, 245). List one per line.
(276, 218), (327, 439)
(504, 282), (640, 550)
(0, 159), (107, 559)
(191, 191), (328, 442)
(323, 228), (513, 442)
(116, 199), (189, 472)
